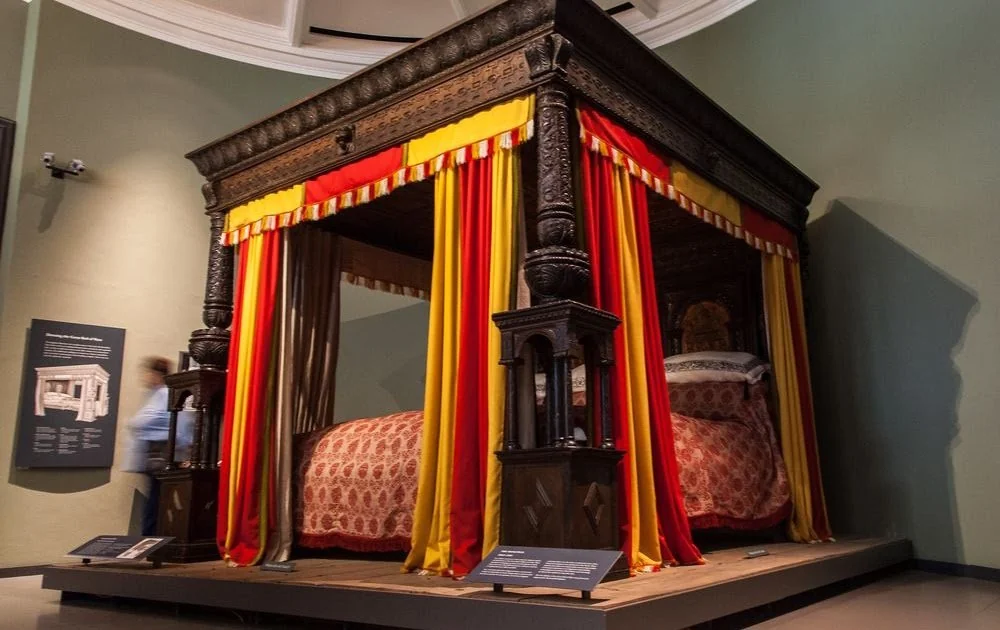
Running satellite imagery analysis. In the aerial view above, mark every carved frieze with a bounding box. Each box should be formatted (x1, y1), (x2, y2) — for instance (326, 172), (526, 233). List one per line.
(212, 50), (532, 210)
(186, 0), (558, 185)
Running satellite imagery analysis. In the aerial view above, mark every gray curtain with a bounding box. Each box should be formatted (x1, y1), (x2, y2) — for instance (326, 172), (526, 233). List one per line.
(267, 226), (342, 562)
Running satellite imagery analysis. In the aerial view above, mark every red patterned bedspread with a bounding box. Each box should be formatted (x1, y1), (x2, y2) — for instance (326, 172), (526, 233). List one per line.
(671, 383), (791, 530)
(294, 411), (422, 552)
(295, 388), (789, 552)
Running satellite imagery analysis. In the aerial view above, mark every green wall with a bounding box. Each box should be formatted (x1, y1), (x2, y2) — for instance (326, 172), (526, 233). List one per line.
(661, 0), (1000, 568)
(0, 0), (28, 120)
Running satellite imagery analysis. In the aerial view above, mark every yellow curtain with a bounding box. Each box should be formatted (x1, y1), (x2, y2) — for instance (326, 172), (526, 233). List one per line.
(671, 162), (741, 227)
(612, 165), (665, 568)
(404, 166), (462, 574)
(224, 234), (263, 555)
(482, 148), (518, 557)
(763, 255), (830, 542)
(406, 96), (535, 166)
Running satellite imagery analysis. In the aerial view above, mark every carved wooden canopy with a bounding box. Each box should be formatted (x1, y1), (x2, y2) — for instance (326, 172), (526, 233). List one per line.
(185, 0), (817, 234)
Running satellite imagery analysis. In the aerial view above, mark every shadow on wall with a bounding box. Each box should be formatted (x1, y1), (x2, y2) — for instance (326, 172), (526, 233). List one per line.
(334, 301), (430, 423)
(808, 201), (977, 563)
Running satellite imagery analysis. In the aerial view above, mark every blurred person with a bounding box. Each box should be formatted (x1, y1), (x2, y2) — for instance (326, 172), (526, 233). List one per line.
(121, 356), (193, 535)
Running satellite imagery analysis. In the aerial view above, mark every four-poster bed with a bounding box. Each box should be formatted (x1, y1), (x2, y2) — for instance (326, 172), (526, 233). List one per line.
(157, 0), (831, 576)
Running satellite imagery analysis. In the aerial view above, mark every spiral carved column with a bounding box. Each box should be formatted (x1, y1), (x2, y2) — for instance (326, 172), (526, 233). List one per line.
(188, 210), (233, 371)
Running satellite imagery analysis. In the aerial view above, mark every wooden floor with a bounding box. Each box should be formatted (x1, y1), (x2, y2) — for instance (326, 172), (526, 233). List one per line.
(42, 537), (911, 630)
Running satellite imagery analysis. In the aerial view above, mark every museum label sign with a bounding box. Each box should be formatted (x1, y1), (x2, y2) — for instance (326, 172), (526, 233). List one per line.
(15, 319), (125, 468)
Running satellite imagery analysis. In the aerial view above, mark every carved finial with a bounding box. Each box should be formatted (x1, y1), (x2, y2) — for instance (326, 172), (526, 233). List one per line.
(525, 33), (574, 79)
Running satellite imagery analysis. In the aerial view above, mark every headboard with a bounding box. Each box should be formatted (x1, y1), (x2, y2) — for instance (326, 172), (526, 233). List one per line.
(649, 197), (767, 359)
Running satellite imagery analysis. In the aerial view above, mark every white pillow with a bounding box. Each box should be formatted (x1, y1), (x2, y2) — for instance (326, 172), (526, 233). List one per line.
(664, 351), (769, 384)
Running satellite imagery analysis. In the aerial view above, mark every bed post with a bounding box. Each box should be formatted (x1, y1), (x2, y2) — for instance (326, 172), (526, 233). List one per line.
(494, 34), (624, 573)
(152, 198), (231, 563)
(189, 207), (234, 370)
(523, 34), (590, 302)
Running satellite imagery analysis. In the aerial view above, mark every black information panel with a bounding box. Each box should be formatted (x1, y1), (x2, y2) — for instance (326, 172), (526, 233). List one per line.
(68, 535), (174, 561)
(466, 546), (623, 594)
(14, 319), (126, 468)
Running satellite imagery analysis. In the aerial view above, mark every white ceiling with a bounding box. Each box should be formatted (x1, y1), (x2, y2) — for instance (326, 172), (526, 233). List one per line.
(56, 0), (757, 79)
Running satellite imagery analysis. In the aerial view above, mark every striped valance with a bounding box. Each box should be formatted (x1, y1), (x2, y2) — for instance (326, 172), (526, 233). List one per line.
(577, 104), (798, 260)
(222, 95), (535, 246)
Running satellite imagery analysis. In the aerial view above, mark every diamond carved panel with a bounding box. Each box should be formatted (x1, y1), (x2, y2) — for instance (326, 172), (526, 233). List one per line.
(583, 482), (605, 536)
(523, 477), (554, 533)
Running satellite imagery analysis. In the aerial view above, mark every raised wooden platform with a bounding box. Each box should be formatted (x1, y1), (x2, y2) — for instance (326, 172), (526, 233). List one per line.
(41, 537), (910, 630)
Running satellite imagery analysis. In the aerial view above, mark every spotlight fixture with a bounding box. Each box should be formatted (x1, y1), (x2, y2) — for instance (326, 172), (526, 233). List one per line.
(41, 153), (86, 179)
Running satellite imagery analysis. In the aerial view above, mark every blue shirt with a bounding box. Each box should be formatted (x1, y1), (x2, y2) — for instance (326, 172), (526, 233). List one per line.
(120, 386), (194, 472)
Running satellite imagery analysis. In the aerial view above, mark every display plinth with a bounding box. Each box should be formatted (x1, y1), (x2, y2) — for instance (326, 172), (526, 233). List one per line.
(154, 467), (219, 563)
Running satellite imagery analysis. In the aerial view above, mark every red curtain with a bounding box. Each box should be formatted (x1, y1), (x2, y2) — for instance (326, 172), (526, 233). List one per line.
(580, 149), (635, 559)
(449, 156), (494, 576)
(629, 177), (701, 563)
(580, 147), (701, 567)
(217, 230), (282, 566)
(578, 105), (672, 181)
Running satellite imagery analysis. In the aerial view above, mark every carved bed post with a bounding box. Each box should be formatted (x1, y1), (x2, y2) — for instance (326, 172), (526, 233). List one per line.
(153, 193), (232, 562)
(523, 34), (590, 304)
(493, 35), (623, 572)
(189, 207), (233, 371)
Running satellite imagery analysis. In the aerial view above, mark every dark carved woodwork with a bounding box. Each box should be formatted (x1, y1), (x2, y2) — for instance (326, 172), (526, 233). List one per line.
(333, 124), (355, 156)
(648, 197), (767, 359)
(186, 0), (559, 187)
(185, 0), (816, 229)
(161, 369), (227, 470)
(212, 50), (532, 211)
(155, 468), (219, 564)
(524, 81), (590, 302)
(524, 33), (573, 79)
(494, 300), (619, 450)
(155, 369), (227, 563)
(497, 448), (624, 578)
(188, 211), (233, 370)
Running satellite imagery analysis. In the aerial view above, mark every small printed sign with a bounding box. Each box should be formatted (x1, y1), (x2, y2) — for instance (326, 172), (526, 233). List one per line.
(68, 535), (174, 561)
(466, 546), (623, 593)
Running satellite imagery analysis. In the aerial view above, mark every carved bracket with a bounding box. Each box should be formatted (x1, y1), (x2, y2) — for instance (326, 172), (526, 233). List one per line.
(201, 182), (218, 210)
(525, 33), (574, 79)
(334, 124), (355, 156)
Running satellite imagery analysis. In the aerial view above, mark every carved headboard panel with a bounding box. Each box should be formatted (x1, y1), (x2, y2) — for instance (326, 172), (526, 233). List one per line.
(678, 300), (733, 353)
(649, 198), (767, 359)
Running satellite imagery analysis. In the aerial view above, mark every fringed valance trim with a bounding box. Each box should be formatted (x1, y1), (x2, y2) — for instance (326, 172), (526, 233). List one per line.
(341, 271), (430, 301)
(579, 125), (797, 260)
(222, 97), (535, 247)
